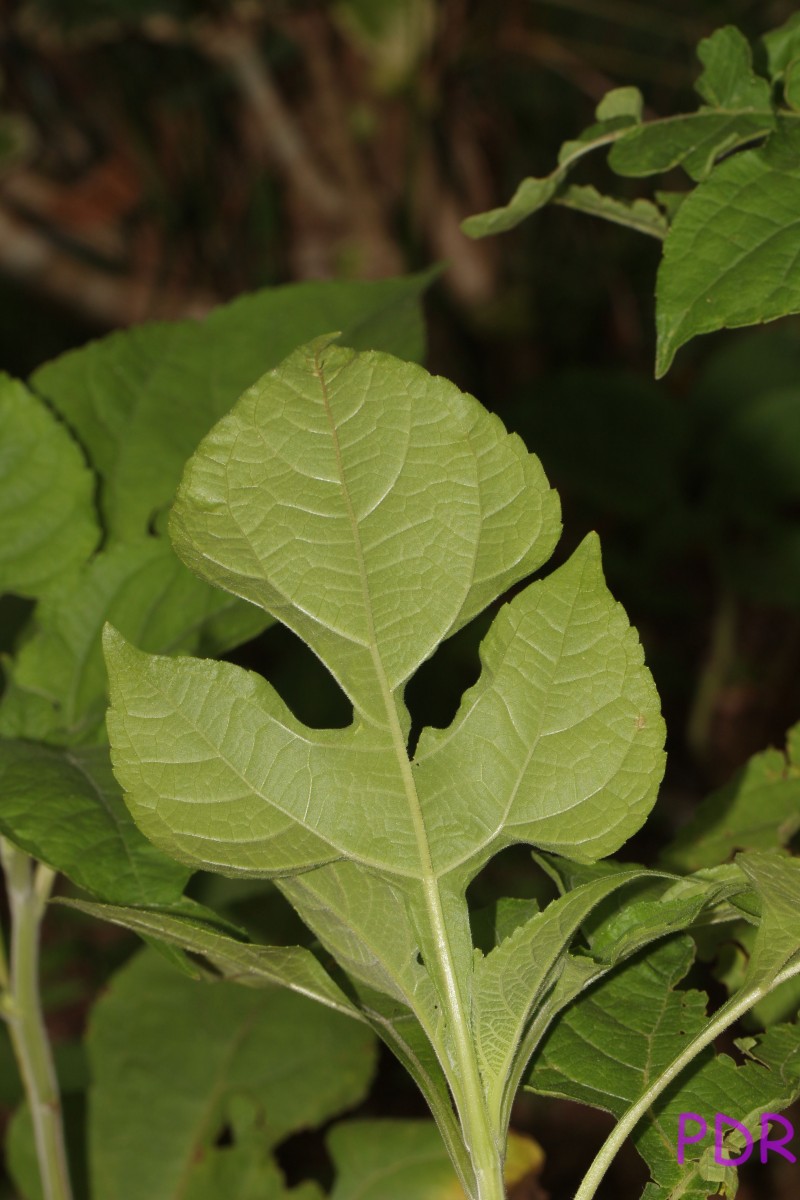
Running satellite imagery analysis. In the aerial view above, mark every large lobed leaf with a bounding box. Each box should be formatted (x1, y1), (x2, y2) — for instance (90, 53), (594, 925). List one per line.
(103, 337), (666, 1186)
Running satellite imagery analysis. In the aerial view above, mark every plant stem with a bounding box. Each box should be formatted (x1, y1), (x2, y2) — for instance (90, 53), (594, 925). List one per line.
(0, 839), (73, 1200)
(573, 957), (800, 1200)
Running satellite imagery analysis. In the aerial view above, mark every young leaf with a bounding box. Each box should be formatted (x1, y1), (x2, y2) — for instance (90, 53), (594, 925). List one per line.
(662, 723), (800, 871)
(0, 740), (188, 904)
(0, 375), (99, 599)
(554, 186), (668, 239)
(472, 868), (652, 1130)
(32, 273), (434, 542)
(103, 338), (665, 1194)
(526, 936), (800, 1199)
(610, 26), (774, 182)
(461, 102), (642, 238)
(655, 126), (800, 377)
(695, 26), (773, 110)
(88, 949), (376, 1200)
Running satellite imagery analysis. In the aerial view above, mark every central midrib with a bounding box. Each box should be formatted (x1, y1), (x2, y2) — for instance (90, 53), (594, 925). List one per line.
(312, 350), (486, 1127)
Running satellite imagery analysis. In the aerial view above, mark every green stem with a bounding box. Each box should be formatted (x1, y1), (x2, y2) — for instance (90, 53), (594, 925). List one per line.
(573, 957), (800, 1200)
(0, 839), (73, 1200)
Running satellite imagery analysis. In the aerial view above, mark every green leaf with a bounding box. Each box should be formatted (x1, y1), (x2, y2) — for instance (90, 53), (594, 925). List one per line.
(104, 339), (665, 1188)
(604, 28), (773, 182)
(461, 116), (638, 238)
(168, 339), (562, 732)
(656, 126), (800, 376)
(88, 949), (376, 1200)
(554, 186), (668, 239)
(179, 1092), (326, 1200)
(695, 26), (772, 110)
(179, 1142), (288, 1200)
(662, 724), (800, 871)
(527, 936), (800, 1198)
(0, 538), (265, 745)
(609, 111), (773, 182)
(785, 60), (800, 111)
(473, 868), (651, 1128)
(762, 13), (800, 82)
(0, 375), (99, 599)
(327, 1120), (543, 1200)
(0, 739), (188, 904)
(736, 850), (800, 988)
(58, 895), (362, 1017)
(32, 273), (435, 542)
(595, 86), (644, 123)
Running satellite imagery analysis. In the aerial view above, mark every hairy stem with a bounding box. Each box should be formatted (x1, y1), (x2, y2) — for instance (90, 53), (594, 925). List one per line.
(573, 957), (800, 1200)
(0, 839), (73, 1200)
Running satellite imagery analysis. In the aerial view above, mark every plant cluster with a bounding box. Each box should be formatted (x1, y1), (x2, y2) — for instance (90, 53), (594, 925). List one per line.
(3, 15), (800, 1200)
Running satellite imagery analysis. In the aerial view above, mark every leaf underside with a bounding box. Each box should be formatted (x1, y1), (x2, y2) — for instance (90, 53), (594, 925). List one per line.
(103, 337), (666, 1191)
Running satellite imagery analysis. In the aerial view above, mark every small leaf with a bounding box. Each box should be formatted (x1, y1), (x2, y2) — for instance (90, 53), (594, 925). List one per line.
(762, 13), (800, 82)
(0, 375), (99, 599)
(610, 27), (773, 184)
(662, 724), (800, 871)
(462, 118), (636, 238)
(695, 26), (772, 109)
(0, 740), (188, 904)
(655, 126), (800, 376)
(595, 86), (643, 123)
(473, 868), (650, 1125)
(88, 949), (376, 1200)
(555, 185), (668, 238)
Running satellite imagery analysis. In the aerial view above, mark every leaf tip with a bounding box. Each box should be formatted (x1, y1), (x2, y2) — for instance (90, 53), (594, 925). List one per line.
(575, 529), (603, 568)
(101, 623), (141, 683)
